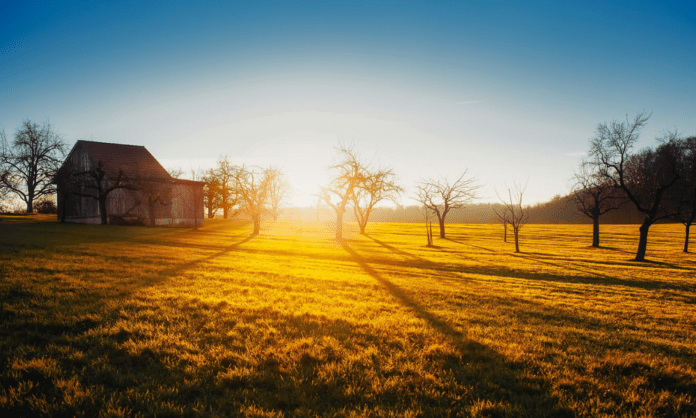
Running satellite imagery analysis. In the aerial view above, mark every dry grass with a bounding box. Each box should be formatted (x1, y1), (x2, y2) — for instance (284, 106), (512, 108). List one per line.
(0, 215), (695, 417)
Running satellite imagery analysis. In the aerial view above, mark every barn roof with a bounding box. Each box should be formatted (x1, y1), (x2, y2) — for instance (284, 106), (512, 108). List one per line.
(65, 140), (172, 179)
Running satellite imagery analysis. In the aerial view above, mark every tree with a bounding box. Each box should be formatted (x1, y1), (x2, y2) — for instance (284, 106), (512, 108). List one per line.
(571, 160), (625, 247)
(265, 166), (291, 221)
(414, 171), (480, 239)
(168, 167), (184, 179)
(237, 166), (270, 235)
(673, 136), (696, 253)
(0, 121), (67, 213)
(321, 146), (363, 240)
(495, 183), (529, 253)
(420, 205), (435, 246)
(136, 177), (171, 227)
(590, 113), (681, 261)
(493, 204), (509, 242)
(215, 156), (240, 219)
(78, 160), (139, 225)
(0, 182), (9, 213)
(312, 196), (325, 222)
(202, 168), (221, 219)
(353, 165), (402, 234)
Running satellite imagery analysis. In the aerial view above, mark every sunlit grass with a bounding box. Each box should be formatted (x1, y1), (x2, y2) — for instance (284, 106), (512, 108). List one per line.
(1, 216), (694, 417)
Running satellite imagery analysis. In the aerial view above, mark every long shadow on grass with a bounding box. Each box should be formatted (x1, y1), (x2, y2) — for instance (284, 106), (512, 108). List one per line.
(517, 250), (696, 272)
(442, 237), (695, 293)
(0, 221), (179, 255)
(364, 234), (433, 264)
(444, 237), (496, 253)
(151, 239), (696, 294)
(33, 224), (690, 316)
(340, 241), (574, 417)
(141, 234), (256, 283)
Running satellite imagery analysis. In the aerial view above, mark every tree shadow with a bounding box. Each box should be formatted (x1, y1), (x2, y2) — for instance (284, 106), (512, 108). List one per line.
(138, 234), (256, 283)
(438, 237), (694, 292)
(364, 234), (432, 264)
(443, 237), (497, 253)
(340, 241), (573, 417)
(594, 245), (633, 254)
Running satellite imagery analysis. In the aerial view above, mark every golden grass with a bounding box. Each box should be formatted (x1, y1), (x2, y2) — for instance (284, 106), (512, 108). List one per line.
(0, 215), (694, 417)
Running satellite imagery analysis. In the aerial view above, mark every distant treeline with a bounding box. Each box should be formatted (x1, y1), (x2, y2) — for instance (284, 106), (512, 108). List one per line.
(279, 192), (648, 224)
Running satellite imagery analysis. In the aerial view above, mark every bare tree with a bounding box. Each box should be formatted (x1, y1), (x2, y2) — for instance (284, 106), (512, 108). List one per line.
(137, 177), (172, 227)
(419, 205), (434, 246)
(352, 165), (402, 234)
(312, 196), (325, 222)
(571, 160), (625, 247)
(321, 145), (363, 240)
(495, 183), (529, 253)
(414, 171), (480, 239)
(237, 166), (270, 235)
(674, 136), (696, 253)
(265, 165), (291, 221)
(0, 182), (9, 213)
(493, 204), (509, 242)
(167, 167), (184, 179)
(216, 156), (240, 219)
(0, 121), (67, 213)
(590, 113), (681, 261)
(202, 168), (221, 219)
(78, 161), (139, 225)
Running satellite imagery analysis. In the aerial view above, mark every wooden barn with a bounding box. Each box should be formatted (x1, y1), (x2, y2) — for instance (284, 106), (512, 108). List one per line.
(55, 140), (204, 227)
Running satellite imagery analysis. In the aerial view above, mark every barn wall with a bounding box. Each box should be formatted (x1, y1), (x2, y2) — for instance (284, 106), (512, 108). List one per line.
(169, 182), (204, 227)
(57, 142), (204, 227)
(58, 143), (102, 223)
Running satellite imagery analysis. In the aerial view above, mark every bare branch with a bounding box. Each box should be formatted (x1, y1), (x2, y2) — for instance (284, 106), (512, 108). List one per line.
(320, 145), (364, 240)
(413, 171), (480, 238)
(0, 120), (67, 212)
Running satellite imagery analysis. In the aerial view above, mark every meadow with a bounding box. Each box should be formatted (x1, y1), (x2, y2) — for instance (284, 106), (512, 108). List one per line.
(0, 215), (694, 417)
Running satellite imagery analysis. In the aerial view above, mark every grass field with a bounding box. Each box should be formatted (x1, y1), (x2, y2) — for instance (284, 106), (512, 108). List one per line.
(0, 215), (695, 417)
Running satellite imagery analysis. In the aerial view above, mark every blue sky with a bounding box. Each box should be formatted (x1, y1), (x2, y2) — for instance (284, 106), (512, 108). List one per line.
(2, 1), (695, 206)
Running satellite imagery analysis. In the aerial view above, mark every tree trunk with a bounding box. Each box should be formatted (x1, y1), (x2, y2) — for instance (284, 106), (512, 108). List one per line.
(514, 228), (520, 253)
(26, 195), (34, 213)
(425, 221), (433, 246)
(207, 206), (214, 219)
(253, 215), (260, 235)
(503, 223), (507, 242)
(635, 220), (651, 261)
(99, 196), (108, 225)
(685, 223), (691, 253)
(221, 189), (228, 219)
(335, 211), (344, 240)
(592, 213), (600, 248)
(438, 216), (446, 239)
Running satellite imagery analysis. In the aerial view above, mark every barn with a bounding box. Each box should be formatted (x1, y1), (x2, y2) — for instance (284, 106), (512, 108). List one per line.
(55, 140), (204, 227)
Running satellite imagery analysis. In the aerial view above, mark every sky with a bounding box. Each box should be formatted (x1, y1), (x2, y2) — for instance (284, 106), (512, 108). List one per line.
(2, 0), (695, 207)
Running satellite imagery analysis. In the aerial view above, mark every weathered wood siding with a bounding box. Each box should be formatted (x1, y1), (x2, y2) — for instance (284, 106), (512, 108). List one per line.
(56, 142), (205, 227)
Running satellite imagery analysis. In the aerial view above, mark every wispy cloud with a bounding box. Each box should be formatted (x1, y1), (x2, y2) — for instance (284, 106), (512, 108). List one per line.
(564, 152), (586, 157)
(455, 100), (480, 105)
